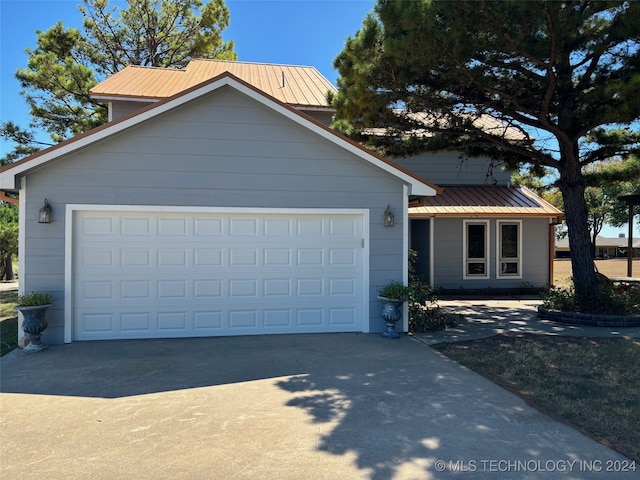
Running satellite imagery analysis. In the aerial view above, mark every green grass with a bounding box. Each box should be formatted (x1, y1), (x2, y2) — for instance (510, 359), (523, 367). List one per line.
(0, 290), (19, 356)
(433, 334), (640, 463)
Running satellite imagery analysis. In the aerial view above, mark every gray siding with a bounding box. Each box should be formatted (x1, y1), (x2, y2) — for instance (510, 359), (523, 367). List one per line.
(110, 100), (152, 121)
(21, 86), (407, 343)
(430, 217), (551, 290)
(109, 98), (333, 125)
(393, 151), (513, 186)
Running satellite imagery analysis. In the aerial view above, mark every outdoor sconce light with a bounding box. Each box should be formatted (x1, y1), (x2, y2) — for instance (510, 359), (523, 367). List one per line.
(38, 199), (52, 224)
(383, 205), (395, 227)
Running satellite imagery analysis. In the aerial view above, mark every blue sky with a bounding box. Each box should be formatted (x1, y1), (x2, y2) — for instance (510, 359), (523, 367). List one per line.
(0, 0), (375, 149)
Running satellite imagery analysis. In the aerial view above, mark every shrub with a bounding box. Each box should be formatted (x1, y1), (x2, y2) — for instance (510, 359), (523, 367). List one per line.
(542, 281), (640, 315)
(541, 284), (577, 312)
(377, 281), (410, 301)
(16, 292), (52, 307)
(409, 301), (461, 332)
(377, 251), (462, 332)
(407, 251), (460, 332)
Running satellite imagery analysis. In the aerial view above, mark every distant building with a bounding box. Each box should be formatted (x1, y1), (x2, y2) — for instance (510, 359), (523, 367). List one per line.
(555, 235), (640, 258)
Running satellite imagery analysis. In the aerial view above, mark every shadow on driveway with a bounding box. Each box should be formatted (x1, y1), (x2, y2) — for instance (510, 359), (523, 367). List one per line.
(1, 334), (354, 398)
(1, 333), (631, 479)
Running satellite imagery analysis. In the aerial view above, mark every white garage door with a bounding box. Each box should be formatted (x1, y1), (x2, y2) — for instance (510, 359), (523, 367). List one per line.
(72, 209), (366, 341)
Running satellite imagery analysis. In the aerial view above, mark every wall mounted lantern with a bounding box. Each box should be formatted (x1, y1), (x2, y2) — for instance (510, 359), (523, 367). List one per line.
(38, 199), (52, 224)
(383, 205), (395, 227)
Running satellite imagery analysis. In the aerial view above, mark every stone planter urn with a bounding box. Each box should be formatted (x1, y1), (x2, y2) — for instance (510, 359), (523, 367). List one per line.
(377, 281), (410, 340)
(14, 292), (52, 353)
(378, 296), (403, 339)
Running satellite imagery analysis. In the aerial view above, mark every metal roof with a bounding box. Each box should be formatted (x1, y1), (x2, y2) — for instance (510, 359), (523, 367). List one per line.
(90, 59), (337, 108)
(409, 185), (562, 218)
(402, 111), (529, 142)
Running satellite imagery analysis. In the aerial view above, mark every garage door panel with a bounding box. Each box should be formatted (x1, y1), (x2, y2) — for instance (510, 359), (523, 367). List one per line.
(194, 280), (223, 298)
(81, 216), (115, 235)
(158, 249), (188, 267)
(76, 305), (360, 340)
(158, 280), (188, 299)
(158, 312), (188, 331)
(329, 248), (357, 265)
(330, 308), (357, 325)
(157, 217), (188, 235)
(122, 280), (152, 299)
(122, 248), (151, 267)
(330, 278), (356, 295)
(329, 217), (359, 236)
(76, 275), (359, 304)
(73, 210), (365, 340)
(264, 279), (291, 296)
(194, 310), (223, 330)
(264, 309), (290, 327)
(82, 313), (115, 334)
(194, 248), (224, 266)
(121, 312), (152, 333)
(78, 245), (361, 273)
(121, 216), (151, 235)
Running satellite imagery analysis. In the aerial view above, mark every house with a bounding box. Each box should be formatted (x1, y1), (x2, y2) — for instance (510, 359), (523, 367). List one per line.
(0, 65), (439, 345)
(397, 152), (562, 290)
(0, 60), (561, 345)
(91, 60), (563, 291)
(555, 235), (640, 259)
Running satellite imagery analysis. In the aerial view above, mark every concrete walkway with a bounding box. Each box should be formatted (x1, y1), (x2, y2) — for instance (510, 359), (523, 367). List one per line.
(414, 296), (640, 345)
(0, 279), (18, 292)
(1, 323), (637, 479)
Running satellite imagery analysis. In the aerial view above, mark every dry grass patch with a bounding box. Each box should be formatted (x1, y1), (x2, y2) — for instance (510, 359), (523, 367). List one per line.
(554, 259), (640, 288)
(433, 334), (640, 462)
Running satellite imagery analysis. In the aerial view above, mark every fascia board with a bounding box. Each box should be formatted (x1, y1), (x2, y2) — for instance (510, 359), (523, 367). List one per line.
(91, 95), (159, 103)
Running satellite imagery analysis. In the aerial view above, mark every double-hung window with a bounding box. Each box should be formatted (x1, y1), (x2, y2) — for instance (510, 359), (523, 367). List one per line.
(463, 220), (489, 279)
(497, 220), (522, 278)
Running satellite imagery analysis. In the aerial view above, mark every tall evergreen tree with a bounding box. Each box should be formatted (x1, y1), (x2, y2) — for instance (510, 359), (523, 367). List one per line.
(0, 203), (19, 281)
(2, 0), (236, 155)
(332, 0), (640, 296)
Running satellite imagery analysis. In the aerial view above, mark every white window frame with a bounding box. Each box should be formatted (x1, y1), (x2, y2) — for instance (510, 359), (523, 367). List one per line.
(496, 220), (522, 279)
(463, 220), (490, 279)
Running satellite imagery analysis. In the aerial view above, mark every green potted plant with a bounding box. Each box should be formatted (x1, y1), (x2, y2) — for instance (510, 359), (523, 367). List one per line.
(14, 292), (53, 353)
(377, 281), (410, 339)
(378, 281), (411, 302)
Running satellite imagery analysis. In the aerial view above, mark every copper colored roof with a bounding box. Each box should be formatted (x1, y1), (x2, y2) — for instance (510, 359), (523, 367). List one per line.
(365, 110), (528, 142)
(410, 185), (562, 218)
(90, 59), (337, 108)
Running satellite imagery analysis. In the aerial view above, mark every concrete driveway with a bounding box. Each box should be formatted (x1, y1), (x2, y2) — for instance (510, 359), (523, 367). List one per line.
(0, 333), (634, 479)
